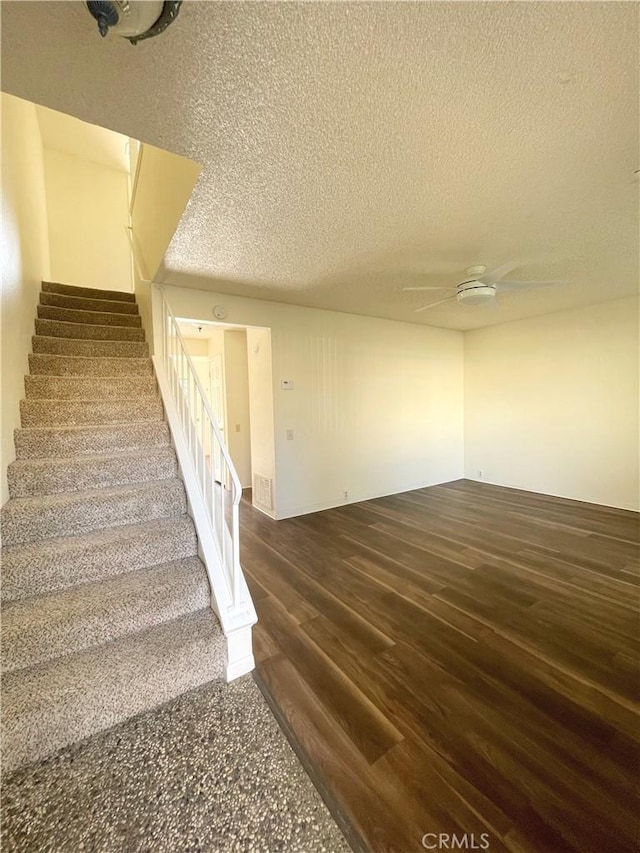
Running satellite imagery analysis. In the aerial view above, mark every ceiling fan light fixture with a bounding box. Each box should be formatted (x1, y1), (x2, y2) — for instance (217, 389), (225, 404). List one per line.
(456, 283), (496, 305)
(85, 1), (182, 44)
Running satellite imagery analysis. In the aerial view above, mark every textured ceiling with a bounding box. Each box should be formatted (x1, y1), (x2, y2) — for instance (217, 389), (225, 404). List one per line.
(2, 1), (638, 330)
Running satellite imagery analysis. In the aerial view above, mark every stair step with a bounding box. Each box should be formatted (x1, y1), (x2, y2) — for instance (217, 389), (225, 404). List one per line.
(40, 291), (140, 315)
(1, 516), (198, 601)
(24, 374), (157, 400)
(32, 335), (149, 359)
(20, 397), (163, 427)
(1, 479), (186, 546)
(14, 421), (171, 460)
(42, 281), (136, 303)
(29, 353), (152, 377)
(1, 557), (210, 674)
(35, 318), (145, 342)
(8, 447), (178, 497)
(38, 305), (142, 328)
(1, 608), (225, 773)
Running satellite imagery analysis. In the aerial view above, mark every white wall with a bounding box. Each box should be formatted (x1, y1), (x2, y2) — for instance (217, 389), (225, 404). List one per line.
(130, 143), (201, 282)
(182, 336), (209, 358)
(160, 285), (464, 518)
(1, 94), (51, 506)
(464, 297), (640, 511)
(246, 327), (276, 511)
(224, 331), (252, 489)
(43, 147), (132, 292)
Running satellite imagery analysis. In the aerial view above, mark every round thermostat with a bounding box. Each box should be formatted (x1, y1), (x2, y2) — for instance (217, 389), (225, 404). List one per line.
(213, 305), (228, 320)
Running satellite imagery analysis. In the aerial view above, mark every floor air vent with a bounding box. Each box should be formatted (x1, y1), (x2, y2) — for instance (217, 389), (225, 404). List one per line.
(253, 474), (273, 511)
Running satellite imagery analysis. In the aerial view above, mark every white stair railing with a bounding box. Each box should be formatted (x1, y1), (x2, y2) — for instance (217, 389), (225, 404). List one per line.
(151, 285), (256, 680)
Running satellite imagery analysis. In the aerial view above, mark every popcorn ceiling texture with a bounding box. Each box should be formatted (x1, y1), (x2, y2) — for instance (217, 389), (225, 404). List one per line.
(2, 677), (349, 853)
(0, 282), (226, 773)
(2, 2), (638, 330)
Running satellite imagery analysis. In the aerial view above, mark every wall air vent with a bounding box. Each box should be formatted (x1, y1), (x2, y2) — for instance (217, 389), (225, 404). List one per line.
(253, 475), (273, 512)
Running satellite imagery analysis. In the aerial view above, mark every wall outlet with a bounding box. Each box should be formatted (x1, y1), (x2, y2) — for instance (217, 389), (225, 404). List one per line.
(343, 490), (349, 500)
(478, 469), (483, 478)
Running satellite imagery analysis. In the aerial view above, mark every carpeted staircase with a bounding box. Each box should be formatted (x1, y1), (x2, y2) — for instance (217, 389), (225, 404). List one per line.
(1, 282), (226, 775)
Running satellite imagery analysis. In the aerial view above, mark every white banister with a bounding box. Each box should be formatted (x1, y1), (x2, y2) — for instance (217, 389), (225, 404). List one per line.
(150, 284), (256, 680)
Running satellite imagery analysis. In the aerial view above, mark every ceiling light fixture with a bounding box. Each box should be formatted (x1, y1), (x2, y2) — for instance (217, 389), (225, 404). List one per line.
(85, 1), (182, 44)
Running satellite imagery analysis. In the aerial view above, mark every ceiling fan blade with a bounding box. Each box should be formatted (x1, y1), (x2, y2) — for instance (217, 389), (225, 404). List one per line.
(414, 296), (457, 313)
(495, 280), (565, 291)
(401, 285), (457, 292)
(479, 261), (519, 283)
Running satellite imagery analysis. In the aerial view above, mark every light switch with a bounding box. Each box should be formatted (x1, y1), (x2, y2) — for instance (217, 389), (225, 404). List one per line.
(235, 424), (241, 432)
(286, 429), (294, 440)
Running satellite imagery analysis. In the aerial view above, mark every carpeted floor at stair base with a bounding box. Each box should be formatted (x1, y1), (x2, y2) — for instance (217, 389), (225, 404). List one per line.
(1, 675), (350, 853)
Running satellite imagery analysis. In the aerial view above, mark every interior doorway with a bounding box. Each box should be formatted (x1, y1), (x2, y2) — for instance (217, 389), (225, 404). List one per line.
(178, 320), (275, 518)
(208, 352), (226, 483)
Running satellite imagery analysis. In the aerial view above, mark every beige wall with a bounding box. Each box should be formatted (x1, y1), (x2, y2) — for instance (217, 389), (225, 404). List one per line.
(130, 144), (201, 282)
(1, 94), (51, 505)
(160, 285), (464, 519)
(43, 148), (132, 292)
(224, 330), (252, 489)
(464, 297), (640, 511)
(183, 336), (209, 358)
(207, 329), (225, 361)
(246, 327), (276, 513)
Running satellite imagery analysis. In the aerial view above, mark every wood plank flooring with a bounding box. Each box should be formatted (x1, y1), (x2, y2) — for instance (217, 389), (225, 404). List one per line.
(239, 480), (640, 853)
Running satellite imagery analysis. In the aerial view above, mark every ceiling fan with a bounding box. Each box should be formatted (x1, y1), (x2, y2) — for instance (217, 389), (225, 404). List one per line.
(401, 262), (564, 313)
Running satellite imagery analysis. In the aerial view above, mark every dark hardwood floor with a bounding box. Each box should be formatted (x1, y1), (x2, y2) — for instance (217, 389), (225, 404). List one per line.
(239, 480), (640, 853)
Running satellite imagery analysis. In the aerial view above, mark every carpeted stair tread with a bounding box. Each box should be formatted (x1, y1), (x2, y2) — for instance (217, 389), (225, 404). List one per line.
(37, 304), (143, 328)
(8, 447), (178, 497)
(14, 421), (171, 459)
(20, 397), (164, 427)
(24, 374), (157, 400)
(1, 608), (225, 773)
(42, 281), (136, 303)
(35, 318), (145, 342)
(1, 479), (187, 546)
(1, 556), (210, 673)
(1, 516), (198, 601)
(32, 335), (149, 358)
(40, 292), (140, 315)
(1, 281), (230, 774)
(29, 353), (152, 377)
